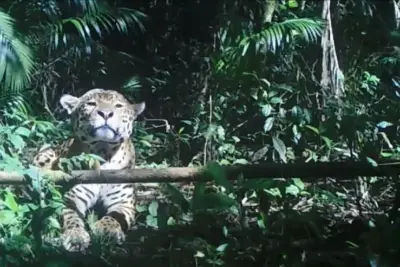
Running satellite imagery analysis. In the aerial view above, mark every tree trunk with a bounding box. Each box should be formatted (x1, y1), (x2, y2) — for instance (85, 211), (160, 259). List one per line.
(320, 0), (345, 106)
(264, 0), (277, 23)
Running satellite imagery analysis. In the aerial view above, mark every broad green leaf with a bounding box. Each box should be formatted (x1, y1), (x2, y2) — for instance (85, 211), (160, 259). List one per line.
(232, 136), (240, 143)
(0, 210), (17, 225)
(136, 205), (147, 212)
(292, 178), (305, 190)
(233, 158), (248, 165)
(167, 217), (176, 226)
(305, 125), (319, 134)
(148, 201), (158, 217)
(14, 126), (31, 137)
(4, 190), (19, 212)
(366, 157), (378, 167)
(263, 117), (274, 132)
(146, 215), (158, 228)
(216, 243), (229, 252)
(260, 78), (270, 87)
(261, 104), (273, 117)
(140, 140), (152, 147)
(272, 136), (287, 163)
(285, 184), (300, 196)
(321, 136), (332, 149)
(264, 188), (282, 198)
(376, 121), (393, 129)
(251, 146), (269, 162)
(288, 0), (299, 8)
(8, 135), (25, 150)
(270, 97), (283, 104)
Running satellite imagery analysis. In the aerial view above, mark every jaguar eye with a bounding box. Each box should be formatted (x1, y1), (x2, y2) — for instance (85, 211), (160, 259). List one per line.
(115, 103), (123, 108)
(86, 102), (96, 106)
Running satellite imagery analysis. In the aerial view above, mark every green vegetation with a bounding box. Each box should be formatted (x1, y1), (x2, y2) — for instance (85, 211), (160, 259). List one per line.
(1, 0), (400, 266)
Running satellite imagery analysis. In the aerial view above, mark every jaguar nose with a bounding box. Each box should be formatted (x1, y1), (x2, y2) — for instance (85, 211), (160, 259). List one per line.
(97, 110), (114, 120)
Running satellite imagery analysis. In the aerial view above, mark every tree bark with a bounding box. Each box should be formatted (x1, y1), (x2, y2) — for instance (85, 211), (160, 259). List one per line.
(320, 0), (344, 104)
(264, 0), (277, 23)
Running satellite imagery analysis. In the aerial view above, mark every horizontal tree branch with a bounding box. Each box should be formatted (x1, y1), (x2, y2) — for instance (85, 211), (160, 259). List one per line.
(0, 160), (400, 185)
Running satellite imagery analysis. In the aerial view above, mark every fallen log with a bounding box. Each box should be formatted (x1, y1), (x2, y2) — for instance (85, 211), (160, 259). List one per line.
(0, 160), (400, 185)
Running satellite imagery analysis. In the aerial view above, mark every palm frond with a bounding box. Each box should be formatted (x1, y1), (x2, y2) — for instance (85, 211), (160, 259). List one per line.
(48, 7), (147, 51)
(240, 18), (324, 55)
(0, 89), (32, 116)
(216, 18), (324, 73)
(122, 76), (142, 93)
(0, 9), (35, 92)
(66, 0), (99, 15)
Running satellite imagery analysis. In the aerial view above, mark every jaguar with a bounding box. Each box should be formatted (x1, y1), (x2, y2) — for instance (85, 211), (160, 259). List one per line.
(33, 88), (145, 252)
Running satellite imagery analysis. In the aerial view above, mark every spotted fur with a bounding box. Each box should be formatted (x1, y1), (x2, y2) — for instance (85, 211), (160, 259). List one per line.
(33, 89), (145, 252)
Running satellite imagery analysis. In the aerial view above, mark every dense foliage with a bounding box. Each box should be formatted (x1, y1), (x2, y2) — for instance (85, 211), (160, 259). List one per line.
(1, 0), (400, 266)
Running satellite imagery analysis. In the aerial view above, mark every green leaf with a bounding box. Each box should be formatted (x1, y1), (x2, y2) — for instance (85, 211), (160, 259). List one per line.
(272, 136), (287, 163)
(264, 188), (282, 198)
(292, 178), (305, 190)
(14, 126), (31, 137)
(140, 140), (152, 147)
(260, 78), (270, 87)
(8, 135), (25, 150)
(288, 0), (299, 8)
(232, 136), (240, 143)
(146, 215), (158, 228)
(285, 184), (300, 196)
(0, 210), (17, 225)
(206, 162), (234, 193)
(136, 205), (147, 212)
(263, 117), (274, 132)
(141, 134), (154, 141)
(376, 121), (393, 129)
(4, 190), (19, 212)
(261, 104), (273, 117)
(270, 97), (282, 104)
(305, 125), (319, 134)
(167, 217), (176, 226)
(148, 201), (158, 217)
(366, 157), (378, 167)
(216, 243), (229, 252)
(257, 216), (266, 229)
(233, 158), (248, 165)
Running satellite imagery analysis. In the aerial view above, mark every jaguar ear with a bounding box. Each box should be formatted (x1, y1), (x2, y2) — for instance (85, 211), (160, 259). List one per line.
(133, 102), (145, 116)
(60, 94), (80, 114)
